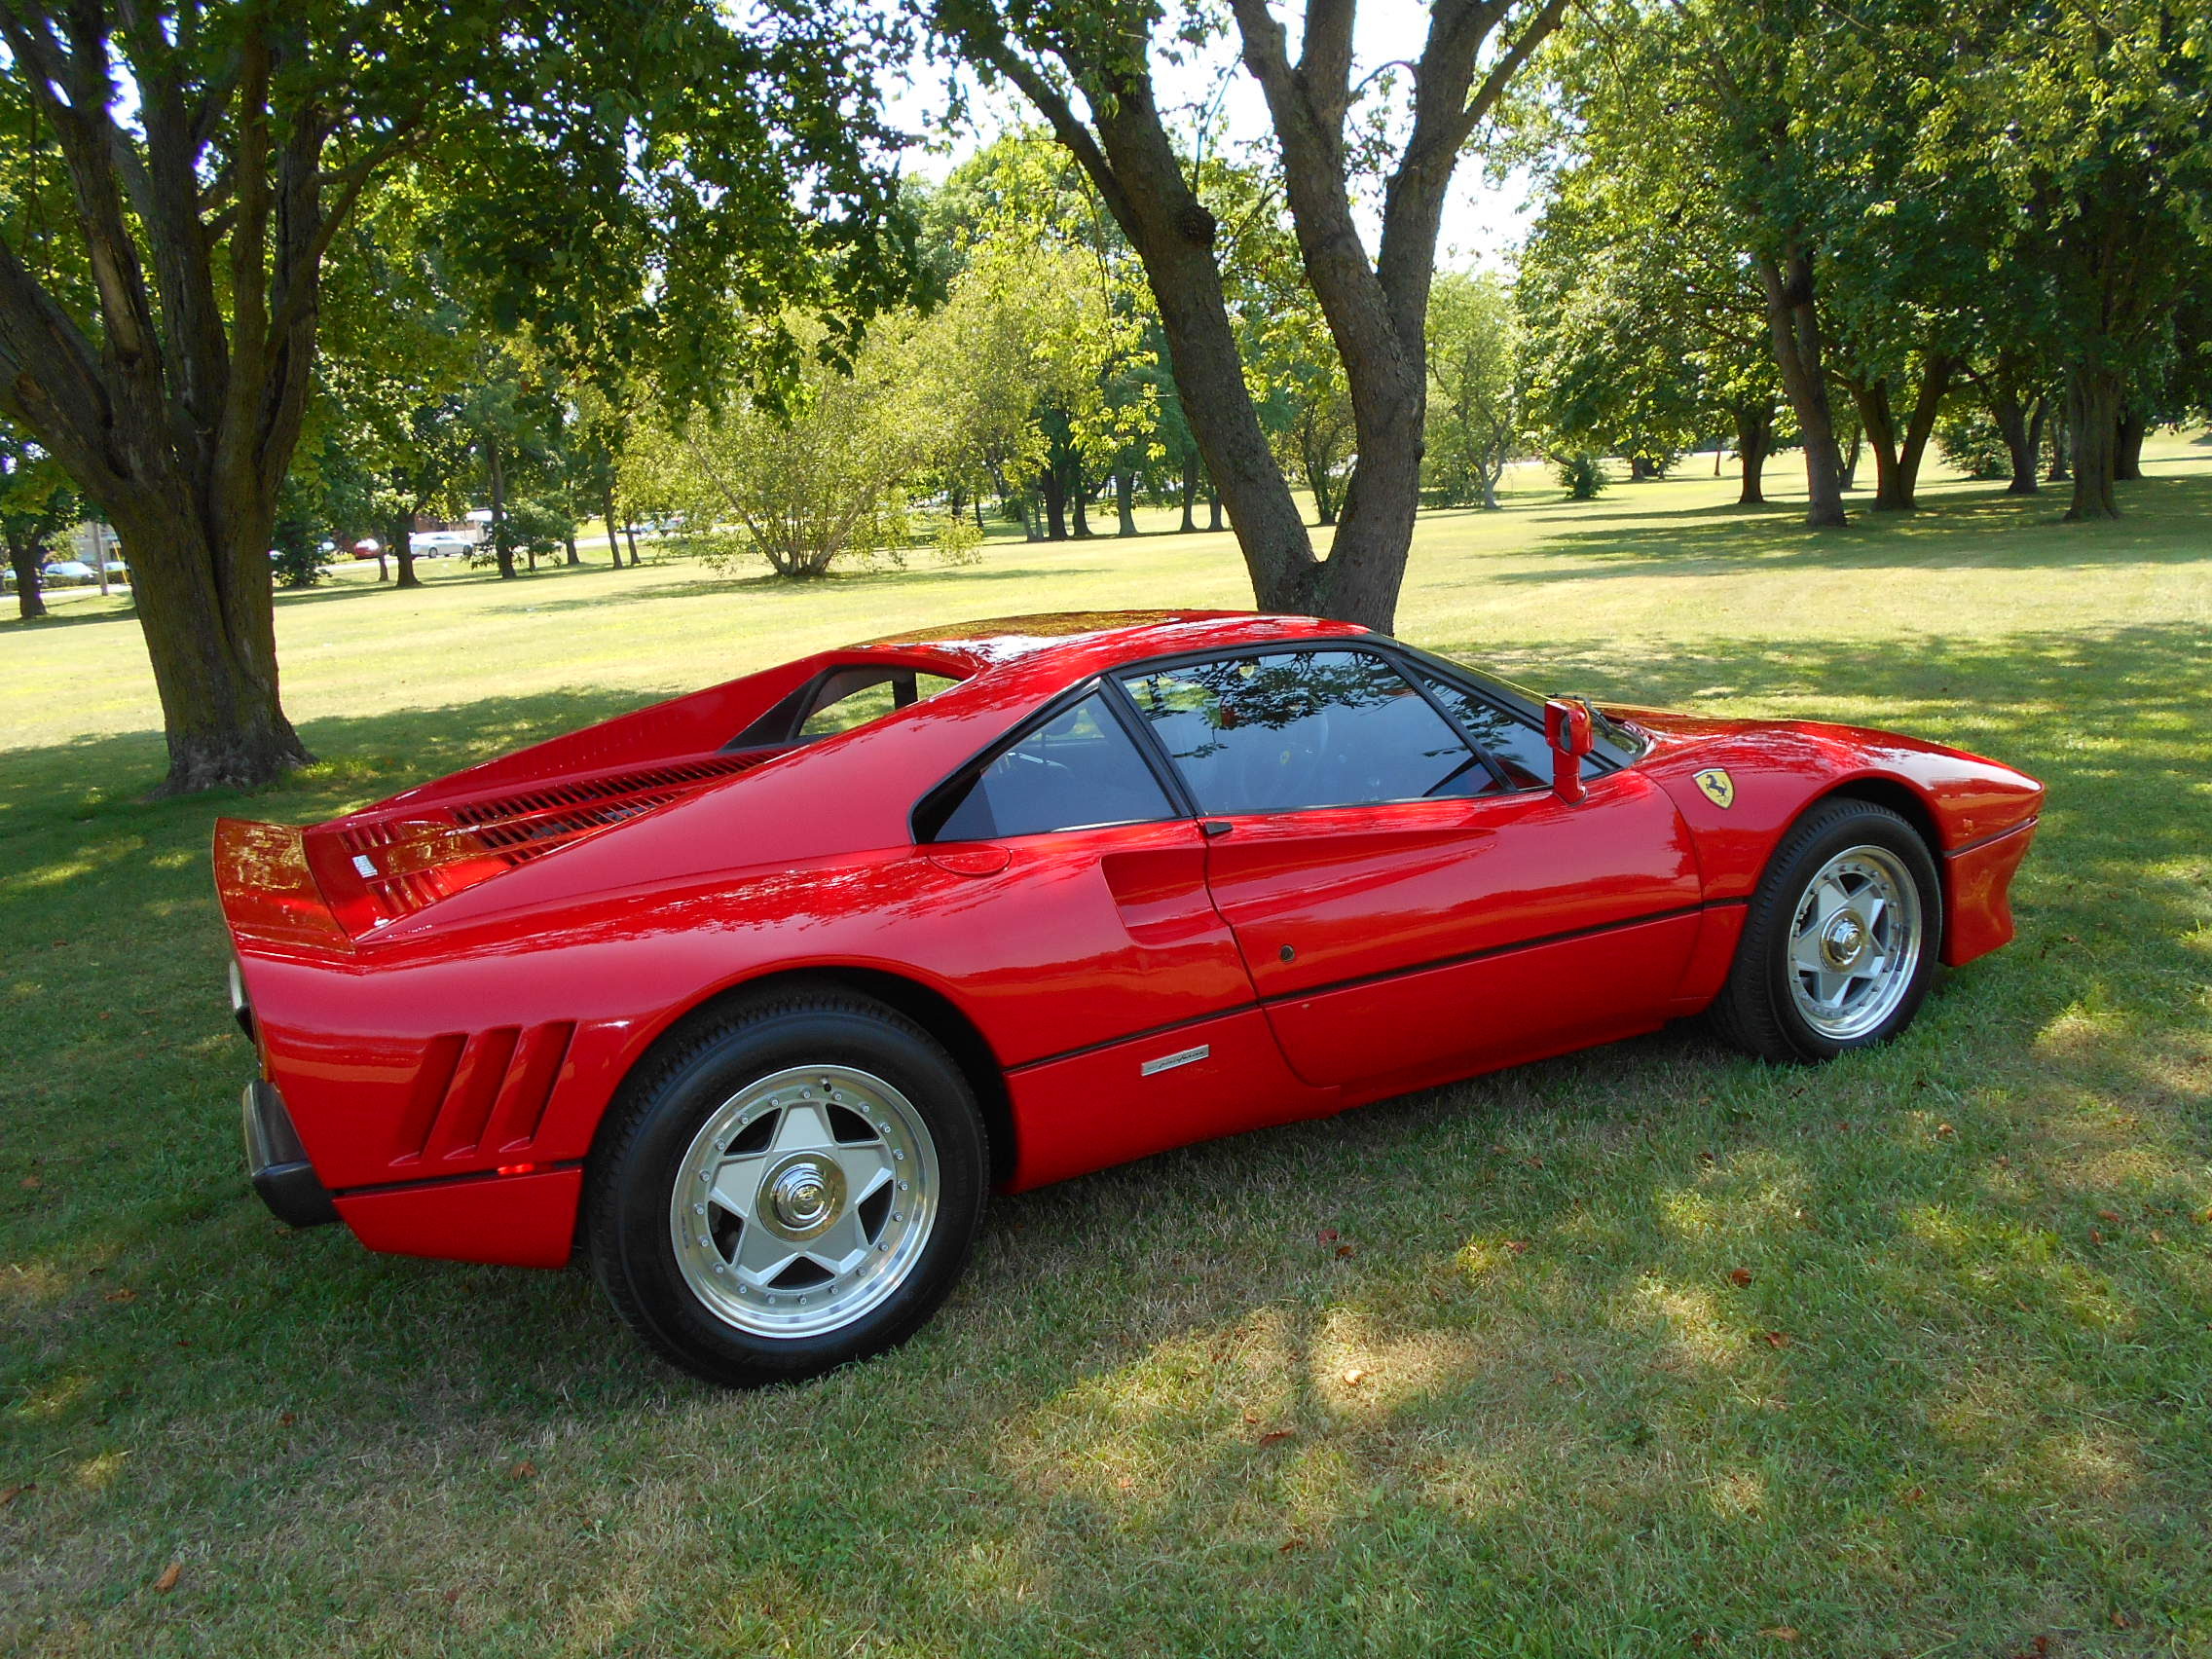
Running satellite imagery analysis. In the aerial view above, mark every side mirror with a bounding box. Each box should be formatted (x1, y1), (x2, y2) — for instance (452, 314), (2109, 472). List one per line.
(1545, 697), (1594, 803)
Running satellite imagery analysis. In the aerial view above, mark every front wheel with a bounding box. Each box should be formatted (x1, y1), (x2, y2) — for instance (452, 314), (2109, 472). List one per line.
(1710, 798), (1942, 1063)
(585, 987), (988, 1386)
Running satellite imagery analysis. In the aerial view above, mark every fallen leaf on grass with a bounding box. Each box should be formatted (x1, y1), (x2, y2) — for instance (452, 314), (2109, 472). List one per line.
(153, 1562), (181, 1594)
(2111, 1612), (2132, 1629)
(1899, 1485), (1926, 1504)
(1316, 1228), (1338, 1244)
(1758, 1626), (1799, 1641)
(19, 1175), (41, 1191)
(1278, 1537), (1304, 1553)
(2098, 1209), (2122, 1224)
(1342, 1366), (1369, 1386)
(1334, 1243), (1354, 1259)
(509, 1459), (536, 1481)
(1728, 1268), (1752, 1287)
(0, 1484), (34, 1507)
(1504, 1239), (1529, 1255)
(1936, 1123), (1955, 1139)
(277, 1412), (296, 1428)
(2090, 1228), (2106, 1245)
(1115, 1475), (1135, 1491)
(1256, 1430), (1294, 1447)
(104, 1289), (136, 1304)
(1757, 1330), (1789, 1349)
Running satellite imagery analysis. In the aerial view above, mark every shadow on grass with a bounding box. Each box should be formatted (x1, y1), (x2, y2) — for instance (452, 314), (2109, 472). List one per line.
(1504, 472), (2212, 579)
(2, 623), (2209, 1652)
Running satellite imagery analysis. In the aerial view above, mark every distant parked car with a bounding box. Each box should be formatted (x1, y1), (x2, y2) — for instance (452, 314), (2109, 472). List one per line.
(410, 531), (475, 558)
(42, 560), (96, 585)
(102, 560), (129, 582)
(351, 539), (384, 561)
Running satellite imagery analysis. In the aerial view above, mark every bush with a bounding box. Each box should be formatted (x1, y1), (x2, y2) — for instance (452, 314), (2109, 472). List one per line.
(1936, 409), (2010, 480)
(1555, 454), (1607, 500)
(929, 506), (984, 567)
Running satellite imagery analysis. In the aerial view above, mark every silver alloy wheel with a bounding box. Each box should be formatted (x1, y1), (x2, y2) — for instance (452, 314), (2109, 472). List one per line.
(1786, 843), (1925, 1042)
(669, 1064), (940, 1339)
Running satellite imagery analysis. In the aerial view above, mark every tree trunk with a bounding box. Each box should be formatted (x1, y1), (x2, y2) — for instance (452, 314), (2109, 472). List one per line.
(623, 518), (640, 565)
(487, 441), (514, 578)
(388, 511), (421, 589)
(1735, 403), (1773, 505)
(1991, 391), (2041, 495)
(6, 530), (46, 620)
(373, 548), (388, 582)
(1754, 251), (1848, 527)
(563, 532), (579, 566)
(1178, 452), (1198, 532)
(2114, 407), (2146, 481)
(1207, 487), (1223, 532)
(106, 490), (313, 794)
(2065, 364), (2123, 520)
(1849, 380), (1906, 510)
(1629, 454), (1657, 482)
(1070, 461), (1094, 537)
(1840, 421), (1863, 491)
(1115, 470), (1138, 536)
(1042, 466), (1068, 540)
(604, 490), (622, 566)
(2047, 413), (2070, 483)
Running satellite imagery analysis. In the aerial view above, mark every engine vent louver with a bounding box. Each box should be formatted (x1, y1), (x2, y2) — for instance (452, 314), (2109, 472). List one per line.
(451, 754), (759, 863)
(333, 752), (763, 922)
(392, 1021), (576, 1167)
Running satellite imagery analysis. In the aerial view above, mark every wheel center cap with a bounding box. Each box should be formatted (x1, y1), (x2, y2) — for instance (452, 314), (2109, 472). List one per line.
(759, 1155), (844, 1239)
(1822, 913), (1867, 969)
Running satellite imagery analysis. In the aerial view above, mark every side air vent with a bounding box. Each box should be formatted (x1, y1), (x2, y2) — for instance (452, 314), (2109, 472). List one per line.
(391, 1022), (576, 1166)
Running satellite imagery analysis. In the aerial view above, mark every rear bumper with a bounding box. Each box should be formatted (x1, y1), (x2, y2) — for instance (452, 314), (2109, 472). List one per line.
(242, 1079), (338, 1228)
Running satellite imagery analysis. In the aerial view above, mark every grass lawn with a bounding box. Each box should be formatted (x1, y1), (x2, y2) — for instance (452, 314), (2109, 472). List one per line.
(4, 437), (2210, 1657)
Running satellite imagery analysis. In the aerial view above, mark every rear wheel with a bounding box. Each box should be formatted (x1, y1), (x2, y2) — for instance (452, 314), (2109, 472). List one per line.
(1710, 799), (1941, 1063)
(586, 988), (987, 1386)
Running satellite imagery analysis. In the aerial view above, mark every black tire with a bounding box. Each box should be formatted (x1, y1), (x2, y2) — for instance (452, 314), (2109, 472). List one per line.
(1708, 797), (1942, 1064)
(585, 985), (988, 1386)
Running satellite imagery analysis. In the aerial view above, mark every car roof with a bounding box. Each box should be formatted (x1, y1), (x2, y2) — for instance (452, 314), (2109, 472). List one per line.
(854, 609), (1371, 680)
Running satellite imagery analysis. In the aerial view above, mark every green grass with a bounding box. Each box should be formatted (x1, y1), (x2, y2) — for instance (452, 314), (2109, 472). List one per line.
(4, 437), (2211, 1657)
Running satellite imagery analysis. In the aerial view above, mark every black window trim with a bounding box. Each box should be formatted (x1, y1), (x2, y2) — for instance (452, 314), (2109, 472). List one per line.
(726, 659), (962, 753)
(1111, 640), (1531, 815)
(910, 677), (1193, 845)
(908, 636), (1627, 845)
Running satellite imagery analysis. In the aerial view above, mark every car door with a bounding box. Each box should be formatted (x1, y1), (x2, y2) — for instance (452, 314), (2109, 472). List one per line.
(1114, 648), (1704, 1090)
(913, 686), (1337, 1187)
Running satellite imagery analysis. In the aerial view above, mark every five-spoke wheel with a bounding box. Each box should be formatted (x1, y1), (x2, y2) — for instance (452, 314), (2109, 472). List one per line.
(587, 988), (987, 1387)
(670, 1065), (939, 1339)
(1712, 798), (1942, 1062)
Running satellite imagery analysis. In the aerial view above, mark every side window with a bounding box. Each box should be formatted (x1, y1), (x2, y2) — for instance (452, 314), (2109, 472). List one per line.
(798, 669), (960, 738)
(731, 665), (962, 750)
(1413, 672), (1558, 789)
(930, 693), (1175, 841)
(1118, 650), (1493, 816)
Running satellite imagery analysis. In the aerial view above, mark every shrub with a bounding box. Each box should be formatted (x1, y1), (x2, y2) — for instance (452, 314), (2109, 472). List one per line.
(1555, 454), (1607, 499)
(1936, 410), (2010, 480)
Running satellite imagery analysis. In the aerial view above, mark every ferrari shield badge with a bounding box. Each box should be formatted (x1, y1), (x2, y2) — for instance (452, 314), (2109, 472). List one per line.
(1694, 767), (1736, 809)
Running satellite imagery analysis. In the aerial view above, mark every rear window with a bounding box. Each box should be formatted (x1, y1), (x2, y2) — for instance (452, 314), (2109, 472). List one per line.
(729, 664), (963, 750)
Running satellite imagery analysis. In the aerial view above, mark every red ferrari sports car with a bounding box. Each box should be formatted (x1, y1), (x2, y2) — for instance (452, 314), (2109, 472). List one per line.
(215, 610), (2041, 1384)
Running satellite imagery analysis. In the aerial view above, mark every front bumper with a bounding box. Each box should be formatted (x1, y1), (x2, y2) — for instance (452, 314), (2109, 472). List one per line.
(242, 1078), (338, 1228)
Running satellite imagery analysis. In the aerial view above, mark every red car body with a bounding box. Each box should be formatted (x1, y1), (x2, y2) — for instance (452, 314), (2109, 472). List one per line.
(214, 611), (2041, 1272)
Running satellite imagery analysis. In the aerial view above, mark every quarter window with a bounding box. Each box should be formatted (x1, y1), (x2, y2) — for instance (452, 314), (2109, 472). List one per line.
(1118, 650), (1493, 816)
(1412, 672), (1558, 790)
(929, 693), (1174, 841)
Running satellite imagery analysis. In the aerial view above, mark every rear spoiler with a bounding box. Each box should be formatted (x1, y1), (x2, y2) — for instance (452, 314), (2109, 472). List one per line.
(211, 819), (355, 955)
